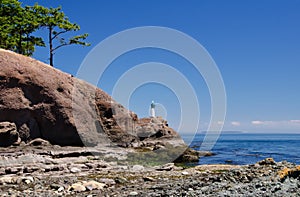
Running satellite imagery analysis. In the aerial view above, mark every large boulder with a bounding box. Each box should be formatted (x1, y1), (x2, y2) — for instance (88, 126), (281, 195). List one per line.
(0, 49), (184, 149)
(0, 121), (20, 147)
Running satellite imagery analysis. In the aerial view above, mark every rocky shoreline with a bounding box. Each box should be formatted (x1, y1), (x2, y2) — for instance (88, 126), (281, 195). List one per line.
(1, 45), (300, 196)
(0, 142), (300, 197)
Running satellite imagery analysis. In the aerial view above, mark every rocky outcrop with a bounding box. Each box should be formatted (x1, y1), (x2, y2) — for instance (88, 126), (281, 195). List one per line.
(258, 157), (276, 165)
(0, 49), (185, 152)
(0, 122), (20, 147)
(278, 166), (300, 181)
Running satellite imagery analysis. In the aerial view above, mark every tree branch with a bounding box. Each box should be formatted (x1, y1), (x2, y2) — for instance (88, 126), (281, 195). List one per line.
(52, 42), (70, 52)
(52, 29), (69, 40)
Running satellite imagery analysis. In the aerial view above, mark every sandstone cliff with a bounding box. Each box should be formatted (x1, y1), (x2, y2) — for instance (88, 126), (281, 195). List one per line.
(0, 49), (184, 150)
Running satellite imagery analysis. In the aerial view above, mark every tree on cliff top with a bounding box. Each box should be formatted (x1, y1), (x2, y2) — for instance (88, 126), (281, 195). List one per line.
(31, 4), (90, 67)
(0, 0), (90, 67)
(0, 0), (44, 55)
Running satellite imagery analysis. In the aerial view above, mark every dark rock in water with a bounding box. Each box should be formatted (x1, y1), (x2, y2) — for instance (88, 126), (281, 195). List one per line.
(225, 160), (233, 164)
(174, 148), (201, 163)
(0, 49), (188, 159)
(174, 149), (215, 163)
(0, 121), (20, 147)
(198, 151), (215, 157)
(257, 158), (276, 165)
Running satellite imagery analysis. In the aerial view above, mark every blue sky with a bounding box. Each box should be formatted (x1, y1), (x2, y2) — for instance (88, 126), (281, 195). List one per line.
(21, 0), (300, 133)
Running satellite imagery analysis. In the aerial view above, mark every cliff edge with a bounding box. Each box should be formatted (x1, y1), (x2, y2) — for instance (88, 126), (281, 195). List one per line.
(0, 49), (186, 153)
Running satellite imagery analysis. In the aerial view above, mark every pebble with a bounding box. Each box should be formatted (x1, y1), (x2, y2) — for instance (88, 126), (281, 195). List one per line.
(70, 167), (81, 173)
(143, 176), (155, 182)
(82, 180), (106, 191)
(50, 184), (64, 192)
(115, 176), (127, 184)
(132, 165), (144, 172)
(20, 176), (34, 184)
(57, 186), (64, 192)
(129, 191), (138, 196)
(50, 184), (62, 190)
(68, 183), (86, 192)
(99, 178), (116, 186)
(0, 176), (17, 184)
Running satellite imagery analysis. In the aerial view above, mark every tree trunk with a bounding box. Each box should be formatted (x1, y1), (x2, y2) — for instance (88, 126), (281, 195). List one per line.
(49, 26), (53, 67)
(18, 28), (23, 55)
(26, 34), (29, 55)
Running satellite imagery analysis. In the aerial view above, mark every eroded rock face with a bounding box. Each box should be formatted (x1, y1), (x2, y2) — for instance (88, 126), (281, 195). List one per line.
(0, 49), (91, 146)
(0, 49), (184, 149)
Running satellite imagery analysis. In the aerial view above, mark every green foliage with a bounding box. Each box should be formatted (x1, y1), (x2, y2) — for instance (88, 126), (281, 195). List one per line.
(0, 0), (44, 55)
(30, 4), (90, 66)
(0, 0), (90, 66)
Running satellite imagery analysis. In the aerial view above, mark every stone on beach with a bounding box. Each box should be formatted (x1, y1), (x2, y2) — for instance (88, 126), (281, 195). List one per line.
(0, 122), (20, 147)
(68, 180), (105, 192)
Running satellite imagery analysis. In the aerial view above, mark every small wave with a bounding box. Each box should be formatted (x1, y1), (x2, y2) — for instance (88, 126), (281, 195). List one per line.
(235, 153), (262, 157)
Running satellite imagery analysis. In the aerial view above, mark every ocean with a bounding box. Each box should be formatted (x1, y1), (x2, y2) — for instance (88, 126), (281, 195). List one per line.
(183, 133), (300, 165)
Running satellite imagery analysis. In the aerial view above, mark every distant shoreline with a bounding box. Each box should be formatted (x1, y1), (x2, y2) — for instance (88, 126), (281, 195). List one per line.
(182, 131), (300, 136)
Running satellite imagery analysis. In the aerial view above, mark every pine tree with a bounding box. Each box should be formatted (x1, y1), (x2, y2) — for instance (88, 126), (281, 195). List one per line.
(0, 0), (90, 66)
(31, 5), (90, 66)
(0, 0), (44, 55)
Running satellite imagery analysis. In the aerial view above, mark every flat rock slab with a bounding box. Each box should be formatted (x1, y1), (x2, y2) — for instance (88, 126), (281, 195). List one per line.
(195, 164), (242, 171)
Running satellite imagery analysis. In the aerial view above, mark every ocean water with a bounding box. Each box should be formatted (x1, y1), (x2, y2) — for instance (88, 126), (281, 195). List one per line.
(183, 133), (300, 165)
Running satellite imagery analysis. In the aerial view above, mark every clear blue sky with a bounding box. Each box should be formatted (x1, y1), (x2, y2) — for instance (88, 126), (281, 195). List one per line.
(22, 0), (300, 133)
